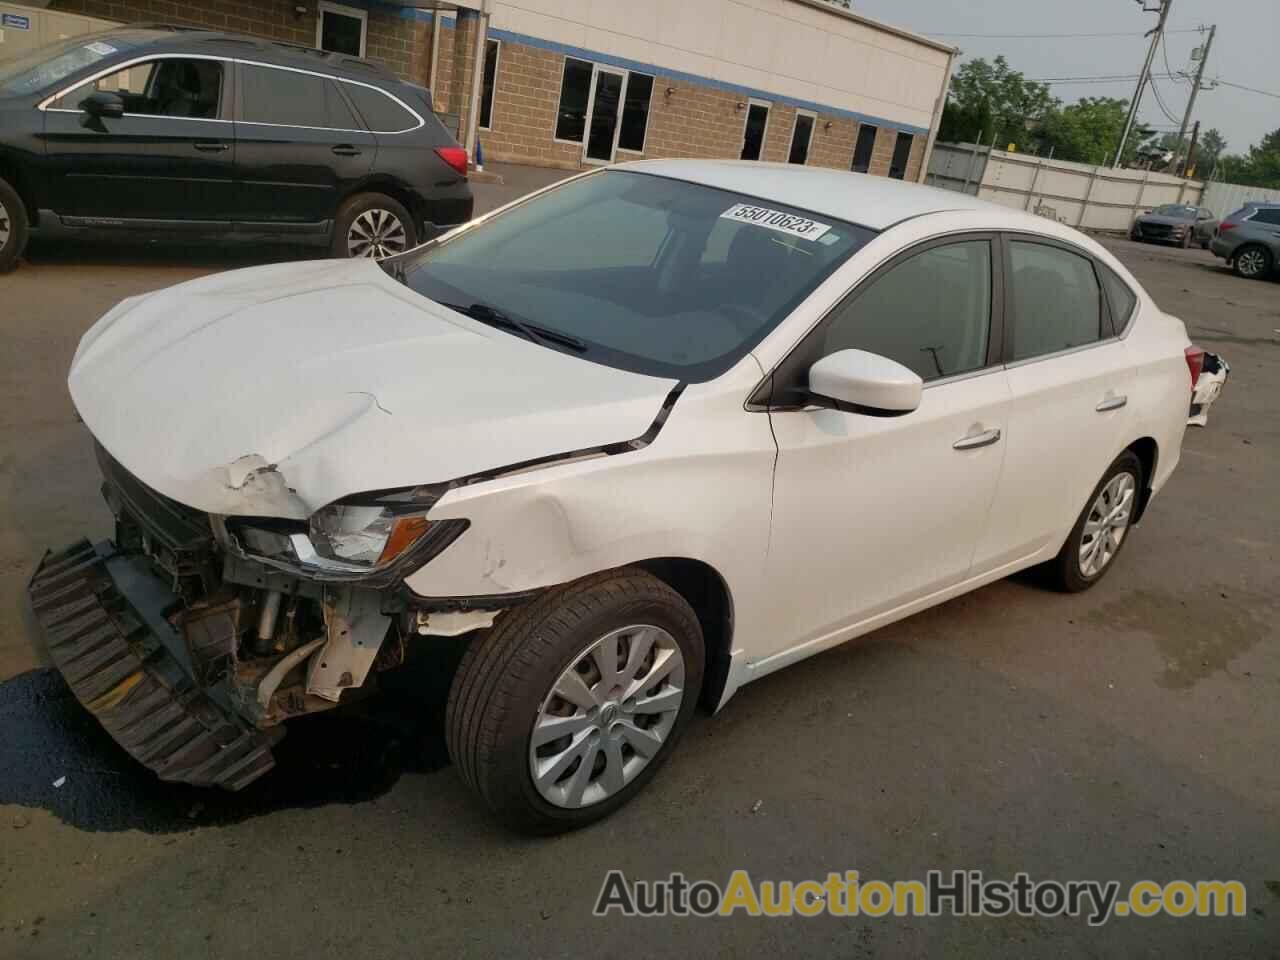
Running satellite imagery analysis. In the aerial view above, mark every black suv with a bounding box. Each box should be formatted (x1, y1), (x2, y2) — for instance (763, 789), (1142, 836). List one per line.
(0, 25), (474, 271)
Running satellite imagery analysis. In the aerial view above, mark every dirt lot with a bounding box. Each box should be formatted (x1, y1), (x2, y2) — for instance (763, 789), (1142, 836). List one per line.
(0, 196), (1277, 957)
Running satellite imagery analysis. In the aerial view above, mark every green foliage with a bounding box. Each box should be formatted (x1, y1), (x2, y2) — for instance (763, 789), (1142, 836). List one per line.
(1198, 128), (1227, 164)
(944, 56), (1057, 147)
(1213, 128), (1280, 187)
(1034, 98), (1152, 166)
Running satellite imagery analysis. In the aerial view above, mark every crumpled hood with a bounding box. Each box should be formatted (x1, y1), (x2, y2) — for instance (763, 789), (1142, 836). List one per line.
(69, 259), (676, 518)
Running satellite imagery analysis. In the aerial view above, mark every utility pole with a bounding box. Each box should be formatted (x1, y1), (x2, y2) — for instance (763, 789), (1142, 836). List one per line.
(1114, 0), (1173, 168)
(1175, 24), (1216, 176)
(1182, 120), (1200, 177)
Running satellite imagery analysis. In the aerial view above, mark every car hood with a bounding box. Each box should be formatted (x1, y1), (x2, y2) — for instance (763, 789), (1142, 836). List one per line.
(1136, 214), (1192, 226)
(68, 259), (677, 519)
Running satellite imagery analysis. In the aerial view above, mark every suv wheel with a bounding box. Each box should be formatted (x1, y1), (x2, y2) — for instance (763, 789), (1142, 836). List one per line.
(332, 192), (418, 259)
(0, 178), (29, 273)
(1047, 451), (1143, 592)
(1233, 244), (1272, 280)
(446, 568), (704, 834)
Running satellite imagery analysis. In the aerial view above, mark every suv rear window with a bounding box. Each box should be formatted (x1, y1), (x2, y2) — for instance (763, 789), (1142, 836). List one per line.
(239, 64), (356, 129)
(341, 83), (419, 133)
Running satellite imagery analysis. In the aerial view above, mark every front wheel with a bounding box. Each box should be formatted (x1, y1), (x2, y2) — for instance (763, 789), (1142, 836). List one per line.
(446, 568), (704, 834)
(1232, 244), (1272, 280)
(0, 177), (29, 273)
(332, 192), (417, 259)
(1046, 451), (1143, 592)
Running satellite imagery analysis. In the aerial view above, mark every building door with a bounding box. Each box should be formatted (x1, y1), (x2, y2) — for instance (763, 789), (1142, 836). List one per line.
(740, 99), (770, 160)
(583, 66), (626, 164)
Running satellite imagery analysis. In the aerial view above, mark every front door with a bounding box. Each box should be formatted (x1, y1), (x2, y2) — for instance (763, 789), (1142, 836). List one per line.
(760, 237), (1009, 663)
(42, 56), (235, 225)
(582, 67), (625, 164)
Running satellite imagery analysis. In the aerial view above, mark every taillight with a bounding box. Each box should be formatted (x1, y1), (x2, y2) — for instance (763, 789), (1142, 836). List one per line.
(434, 146), (468, 177)
(1185, 345), (1205, 390)
(1219, 221), (1237, 233)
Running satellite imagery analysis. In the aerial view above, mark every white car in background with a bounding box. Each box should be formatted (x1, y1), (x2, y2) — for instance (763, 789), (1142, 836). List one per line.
(30, 161), (1207, 833)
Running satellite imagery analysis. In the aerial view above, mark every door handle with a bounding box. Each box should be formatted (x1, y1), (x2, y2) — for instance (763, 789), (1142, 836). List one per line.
(1095, 395), (1128, 412)
(953, 428), (1001, 450)
(193, 141), (229, 152)
(332, 144), (362, 156)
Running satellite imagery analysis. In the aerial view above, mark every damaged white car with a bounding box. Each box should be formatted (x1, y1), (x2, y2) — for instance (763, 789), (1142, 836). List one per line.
(31, 161), (1213, 832)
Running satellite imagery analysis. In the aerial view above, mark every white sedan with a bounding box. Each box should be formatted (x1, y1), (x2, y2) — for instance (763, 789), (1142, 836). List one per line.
(32, 160), (1205, 832)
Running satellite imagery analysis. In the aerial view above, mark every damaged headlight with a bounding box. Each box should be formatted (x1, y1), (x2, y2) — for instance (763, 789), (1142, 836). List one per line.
(228, 486), (468, 580)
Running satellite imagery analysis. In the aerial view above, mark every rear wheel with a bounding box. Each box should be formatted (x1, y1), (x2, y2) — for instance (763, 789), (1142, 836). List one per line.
(0, 177), (29, 273)
(1232, 244), (1272, 280)
(332, 192), (417, 259)
(446, 568), (704, 834)
(1046, 451), (1143, 592)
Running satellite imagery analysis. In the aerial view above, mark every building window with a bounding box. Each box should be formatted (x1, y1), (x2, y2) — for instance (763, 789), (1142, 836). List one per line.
(479, 38), (499, 130)
(787, 109), (816, 165)
(851, 123), (877, 173)
(740, 99), (770, 161)
(316, 1), (366, 57)
(617, 72), (654, 152)
(555, 57), (593, 142)
(889, 132), (913, 180)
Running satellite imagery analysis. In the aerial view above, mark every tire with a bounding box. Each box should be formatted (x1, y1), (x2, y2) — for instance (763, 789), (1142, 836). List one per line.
(0, 177), (29, 274)
(1046, 450), (1143, 593)
(1200, 240), (1210, 250)
(446, 567), (704, 834)
(331, 192), (417, 259)
(1232, 243), (1272, 280)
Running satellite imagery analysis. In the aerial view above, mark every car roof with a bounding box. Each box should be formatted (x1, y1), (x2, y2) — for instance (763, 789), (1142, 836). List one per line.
(616, 158), (1047, 232)
(99, 24), (396, 85)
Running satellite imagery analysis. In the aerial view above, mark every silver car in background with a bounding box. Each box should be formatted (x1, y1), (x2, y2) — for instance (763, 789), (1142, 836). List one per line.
(1210, 203), (1280, 279)
(1129, 204), (1218, 249)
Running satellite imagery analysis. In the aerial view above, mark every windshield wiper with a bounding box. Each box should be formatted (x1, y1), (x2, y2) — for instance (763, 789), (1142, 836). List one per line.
(439, 302), (587, 353)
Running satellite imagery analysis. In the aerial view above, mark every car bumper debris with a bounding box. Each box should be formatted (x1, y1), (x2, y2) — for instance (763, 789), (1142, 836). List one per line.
(1188, 351), (1229, 427)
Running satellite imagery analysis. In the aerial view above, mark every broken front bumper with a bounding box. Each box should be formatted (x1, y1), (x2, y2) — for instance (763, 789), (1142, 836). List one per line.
(28, 539), (278, 791)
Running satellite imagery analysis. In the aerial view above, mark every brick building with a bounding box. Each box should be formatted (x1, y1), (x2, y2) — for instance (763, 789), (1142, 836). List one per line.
(46, 0), (955, 181)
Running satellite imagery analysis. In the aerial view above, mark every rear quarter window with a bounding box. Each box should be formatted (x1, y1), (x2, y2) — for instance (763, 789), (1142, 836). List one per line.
(341, 82), (420, 132)
(1098, 265), (1138, 333)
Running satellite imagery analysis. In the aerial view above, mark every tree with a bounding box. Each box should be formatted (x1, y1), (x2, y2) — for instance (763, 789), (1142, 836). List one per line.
(1035, 98), (1151, 166)
(1199, 128), (1227, 166)
(943, 56), (1058, 148)
(1215, 127), (1280, 187)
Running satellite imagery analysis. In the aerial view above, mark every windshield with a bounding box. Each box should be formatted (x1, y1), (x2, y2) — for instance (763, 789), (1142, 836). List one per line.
(394, 170), (875, 381)
(0, 33), (141, 97)
(1152, 204), (1197, 219)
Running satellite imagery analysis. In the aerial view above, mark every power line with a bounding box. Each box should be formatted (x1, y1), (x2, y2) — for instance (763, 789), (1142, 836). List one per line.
(1216, 78), (1280, 100)
(1148, 76), (1184, 124)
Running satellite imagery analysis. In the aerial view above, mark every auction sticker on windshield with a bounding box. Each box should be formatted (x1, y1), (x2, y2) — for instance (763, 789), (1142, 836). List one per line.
(720, 203), (831, 241)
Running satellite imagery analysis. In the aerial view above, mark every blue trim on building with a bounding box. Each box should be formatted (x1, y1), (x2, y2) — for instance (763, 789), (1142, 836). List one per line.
(484, 25), (928, 137)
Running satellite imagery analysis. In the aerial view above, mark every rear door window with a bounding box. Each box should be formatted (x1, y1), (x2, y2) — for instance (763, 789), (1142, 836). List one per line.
(340, 82), (420, 132)
(239, 64), (355, 129)
(1008, 241), (1104, 361)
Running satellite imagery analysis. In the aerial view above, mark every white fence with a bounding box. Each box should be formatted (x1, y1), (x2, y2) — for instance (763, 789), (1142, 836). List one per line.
(1201, 181), (1280, 218)
(926, 142), (1205, 232)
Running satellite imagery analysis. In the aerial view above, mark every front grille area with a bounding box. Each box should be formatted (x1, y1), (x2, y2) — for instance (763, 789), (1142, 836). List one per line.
(1138, 223), (1173, 239)
(94, 442), (219, 601)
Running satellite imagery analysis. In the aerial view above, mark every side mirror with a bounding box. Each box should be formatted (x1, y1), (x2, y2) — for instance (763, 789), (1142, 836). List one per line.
(808, 349), (922, 415)
(81, 90), (124, 119)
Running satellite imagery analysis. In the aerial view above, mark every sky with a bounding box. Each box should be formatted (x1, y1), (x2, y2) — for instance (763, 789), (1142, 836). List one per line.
(852, 0), (1279, 155)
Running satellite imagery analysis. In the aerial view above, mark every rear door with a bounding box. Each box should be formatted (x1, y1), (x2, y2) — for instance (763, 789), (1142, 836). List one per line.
(974, 235), (1136, 572)
(231, 61), (375, 232)
(42, 55), (235, 225)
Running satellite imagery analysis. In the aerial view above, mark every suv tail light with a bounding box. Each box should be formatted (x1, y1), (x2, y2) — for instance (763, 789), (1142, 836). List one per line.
(1219, 221), (1237, 233)
(434, 146), (468, 177)
(1185, 345), (1205, 390)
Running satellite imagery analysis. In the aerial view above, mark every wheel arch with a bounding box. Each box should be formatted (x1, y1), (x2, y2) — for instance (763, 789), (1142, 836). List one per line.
(625, 557), (735, 713)
(340, 175), (426, 234)
(1125, 436), (1158, 523)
